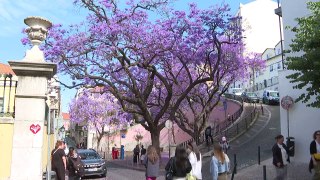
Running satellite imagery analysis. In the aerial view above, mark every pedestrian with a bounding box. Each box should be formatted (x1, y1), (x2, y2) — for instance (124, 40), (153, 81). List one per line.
(133, 145), (140, 164)
(205, 125), (214, 146)
(219, 137), (229, 154)
(67, 147), (84, 180)
(52, 140), (67, 180)
(309, 130), (320, 179)
(143, 145), (160, 180)
(141, 145), (147, 164)
(272, 134), (289, 180)
(210, 144), (230, 180)
(165, 145), (192, 180)
(187, 142), (202, 180)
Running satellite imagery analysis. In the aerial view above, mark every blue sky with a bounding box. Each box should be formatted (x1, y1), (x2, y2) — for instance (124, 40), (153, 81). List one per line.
(0, 0), (256, 112)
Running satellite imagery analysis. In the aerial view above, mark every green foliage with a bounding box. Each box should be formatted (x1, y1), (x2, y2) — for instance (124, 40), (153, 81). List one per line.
(286, 2), (320, 108)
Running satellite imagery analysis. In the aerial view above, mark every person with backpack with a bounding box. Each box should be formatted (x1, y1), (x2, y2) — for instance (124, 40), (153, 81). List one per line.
(165, 145), (192, 180)
(143, 145), (160, 180)
(67, 147), (84, 180)
(205, 125), (214, 146)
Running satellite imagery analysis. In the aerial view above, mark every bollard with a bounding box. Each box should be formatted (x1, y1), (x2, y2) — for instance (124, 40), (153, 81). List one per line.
(263, 165), (266, 180)
(258, 146), (261, 165)
(234, 154), (237, 174)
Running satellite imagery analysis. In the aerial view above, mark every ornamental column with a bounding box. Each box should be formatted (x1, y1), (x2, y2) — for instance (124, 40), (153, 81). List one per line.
(9, 16), (56, 180)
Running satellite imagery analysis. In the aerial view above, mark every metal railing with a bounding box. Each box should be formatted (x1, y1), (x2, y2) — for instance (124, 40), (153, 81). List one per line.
(0, 74), (17, 118)
(180, 94), (245, 147)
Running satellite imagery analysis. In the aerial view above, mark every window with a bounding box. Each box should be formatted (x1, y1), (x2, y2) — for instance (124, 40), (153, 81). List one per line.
(266, 54), (269, 59)
(277, 62), (281, 69)
(270, 65), (274, 72)
(0, 97), (3, 112)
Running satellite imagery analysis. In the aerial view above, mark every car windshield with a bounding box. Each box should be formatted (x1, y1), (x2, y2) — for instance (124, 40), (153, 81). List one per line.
(233, 89), (242, 93)
(269, 92), (279, 97)
(247, 93), (257, 97)
(78, 151), (100, 160)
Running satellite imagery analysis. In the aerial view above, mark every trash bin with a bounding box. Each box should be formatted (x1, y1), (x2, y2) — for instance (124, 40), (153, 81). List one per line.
(120, 145), (125, 160)
(286, 137), (295, 157)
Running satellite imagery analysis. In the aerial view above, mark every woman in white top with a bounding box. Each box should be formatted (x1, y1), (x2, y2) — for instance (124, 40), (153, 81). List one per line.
(210, 144), (230, 180)
(187, 141), (202, 180)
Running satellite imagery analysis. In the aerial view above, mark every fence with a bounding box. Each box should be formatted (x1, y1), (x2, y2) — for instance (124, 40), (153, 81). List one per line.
(180, 93), (247, 147)
(0, 74), (17, 118)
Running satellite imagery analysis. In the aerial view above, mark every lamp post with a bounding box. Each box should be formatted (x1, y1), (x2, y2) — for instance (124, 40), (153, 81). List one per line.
(165, 120), (173, 158)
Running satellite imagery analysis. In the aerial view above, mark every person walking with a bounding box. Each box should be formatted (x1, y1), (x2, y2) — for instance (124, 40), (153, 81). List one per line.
(52, 140), (67, 180)
(133, 145), (140, 164)
(272, 134), (289, 180)
(67, 147), (84, 180)
(143, 146), (160, 180)
(219, 137), (229, 154)
(205, 125), (214, 146)
(187, 142), (202, 180)
(165, 145), (192, 180)
(309, 130), (320, 179)
(210, 144), (230, 180)
(141, 145), (147, 164)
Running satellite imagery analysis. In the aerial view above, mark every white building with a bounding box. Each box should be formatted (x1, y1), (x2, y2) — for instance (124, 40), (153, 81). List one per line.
(231, 0), (281, 90)
(252, 41), (283, 97)
(279, 0), (320, 163)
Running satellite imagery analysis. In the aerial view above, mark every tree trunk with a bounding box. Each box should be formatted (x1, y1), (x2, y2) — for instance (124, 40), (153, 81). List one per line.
(150, 129), (161, 154)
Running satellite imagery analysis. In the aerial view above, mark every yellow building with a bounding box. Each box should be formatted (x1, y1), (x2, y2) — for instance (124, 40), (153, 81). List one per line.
(0, 63), (17, 179)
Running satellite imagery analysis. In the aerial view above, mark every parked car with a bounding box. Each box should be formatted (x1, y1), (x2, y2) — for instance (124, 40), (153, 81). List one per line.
(229, 88), (244, 96)
(77, 149), (107, 177)
(241, 92), (260, 103)
(262, 90), (280, 105)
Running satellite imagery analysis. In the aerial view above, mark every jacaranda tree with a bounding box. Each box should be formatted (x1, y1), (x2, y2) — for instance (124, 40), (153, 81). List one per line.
(69, 88), (128, 150)
(23, 0), (257, 150)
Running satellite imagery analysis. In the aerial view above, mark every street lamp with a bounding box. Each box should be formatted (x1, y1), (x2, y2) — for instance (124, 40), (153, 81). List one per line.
(165, 120), (173, 158)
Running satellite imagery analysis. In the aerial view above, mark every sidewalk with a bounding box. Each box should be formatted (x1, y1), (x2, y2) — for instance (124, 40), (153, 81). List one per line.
(108, 152), (169, 172)
(234, 158), (313, 180)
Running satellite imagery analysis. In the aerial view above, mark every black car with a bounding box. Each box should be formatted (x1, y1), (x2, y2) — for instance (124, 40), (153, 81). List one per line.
(241, 92), (260, 103)
(77, 149), (107, 177)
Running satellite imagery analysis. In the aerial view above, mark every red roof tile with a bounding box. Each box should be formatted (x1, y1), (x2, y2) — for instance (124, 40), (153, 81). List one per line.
(0, 63), (15, 75)
(62, 112), (70, 120)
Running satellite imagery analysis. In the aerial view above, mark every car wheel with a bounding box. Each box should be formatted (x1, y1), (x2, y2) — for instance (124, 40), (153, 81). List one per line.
(101, 172), (107, 178)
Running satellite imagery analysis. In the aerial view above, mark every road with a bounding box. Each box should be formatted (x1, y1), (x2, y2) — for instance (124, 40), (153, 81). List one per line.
(83, 163), (165, 180)
(83, 105), (280, 180)
(201, 104), (280, 180)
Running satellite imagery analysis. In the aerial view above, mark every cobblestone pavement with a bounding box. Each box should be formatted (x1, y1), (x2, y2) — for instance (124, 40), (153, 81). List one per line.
(201, 105), (280, 180)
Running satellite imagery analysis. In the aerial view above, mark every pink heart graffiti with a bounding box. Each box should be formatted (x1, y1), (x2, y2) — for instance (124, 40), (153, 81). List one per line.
(30, 124), (41, 134)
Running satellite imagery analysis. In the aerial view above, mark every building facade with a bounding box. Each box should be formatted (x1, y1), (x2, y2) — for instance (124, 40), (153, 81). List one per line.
(231, 0), (281, 90)
(279, 0), (320, 163)
(250, 41), (283, 97)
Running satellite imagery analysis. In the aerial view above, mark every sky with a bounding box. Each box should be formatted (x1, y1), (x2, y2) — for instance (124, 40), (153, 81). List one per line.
(0, 0), (256, 112)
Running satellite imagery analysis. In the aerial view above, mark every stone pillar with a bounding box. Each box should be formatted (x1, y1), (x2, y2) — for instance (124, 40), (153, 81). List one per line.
(9, 16), (57, 180)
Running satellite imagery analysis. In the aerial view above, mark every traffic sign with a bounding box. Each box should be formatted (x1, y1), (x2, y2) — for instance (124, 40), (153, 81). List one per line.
(281, 96), (294, 110)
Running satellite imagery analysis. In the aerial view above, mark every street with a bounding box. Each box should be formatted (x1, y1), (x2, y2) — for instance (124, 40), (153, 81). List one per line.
(82, 163), (165, 180)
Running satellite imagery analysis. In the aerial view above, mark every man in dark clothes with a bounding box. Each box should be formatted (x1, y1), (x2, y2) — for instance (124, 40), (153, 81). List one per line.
(205, 125), (214, 146)
(52, 140), (67, 180)
(140, 145), (146, 164)
(272, 135), (289, 180)
(133, 145), (140, 164)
